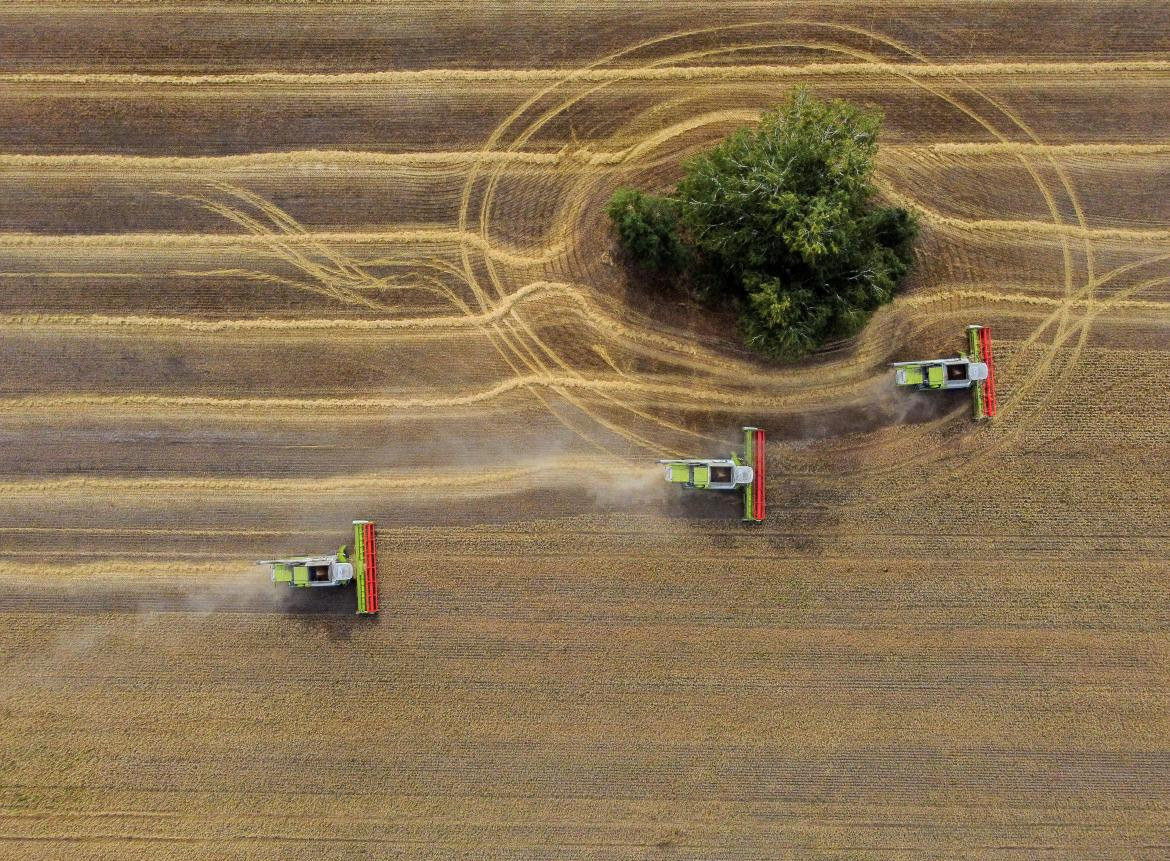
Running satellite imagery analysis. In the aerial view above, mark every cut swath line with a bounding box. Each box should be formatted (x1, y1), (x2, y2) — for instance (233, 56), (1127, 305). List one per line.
(5, 60), (1170, 86)
(0, 282), (581, 333)
(0, 229), (564, 267)
(0, 372), (805, 415)
(4, 141), (1169, 173)
(0, 458), (640, 497)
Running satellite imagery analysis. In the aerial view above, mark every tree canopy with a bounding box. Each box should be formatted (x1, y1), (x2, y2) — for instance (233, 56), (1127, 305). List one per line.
(606, 89), (918, 361)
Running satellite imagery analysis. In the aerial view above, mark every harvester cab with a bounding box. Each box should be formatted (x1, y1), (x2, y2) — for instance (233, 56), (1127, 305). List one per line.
(258, 519), (380, 614)
(658, 426), (766, 522)
(891, 325), (999, 420)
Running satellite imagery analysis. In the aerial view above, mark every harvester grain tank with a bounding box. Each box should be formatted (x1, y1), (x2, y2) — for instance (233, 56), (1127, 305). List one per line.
(259, 519), (380, 614)
(658, 426), (766, 522)
(891, 324), (999, 419)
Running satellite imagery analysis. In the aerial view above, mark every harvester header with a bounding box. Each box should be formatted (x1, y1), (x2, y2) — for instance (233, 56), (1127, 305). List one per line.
(659, 426), (766, 522)
(892, 324), (998, 420)
(352, 519), (379, 615)
(259, 519), (380, 615)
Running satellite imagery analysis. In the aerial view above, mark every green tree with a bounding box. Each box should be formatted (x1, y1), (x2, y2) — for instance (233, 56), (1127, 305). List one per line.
(604, 187), (687, 273)
(607, 89), (917, 361)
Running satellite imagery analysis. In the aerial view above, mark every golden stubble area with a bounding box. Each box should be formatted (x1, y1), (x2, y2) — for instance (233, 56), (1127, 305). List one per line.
(0, 3), (1167, 858)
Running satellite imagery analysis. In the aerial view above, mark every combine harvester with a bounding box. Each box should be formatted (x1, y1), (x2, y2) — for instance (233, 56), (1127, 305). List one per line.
(658, 426), (766, 522)
(891, 324), (998, 420)
(258, 519), (379, 614)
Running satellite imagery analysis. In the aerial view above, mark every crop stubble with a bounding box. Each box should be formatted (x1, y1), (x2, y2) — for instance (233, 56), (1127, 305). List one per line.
(0, 2), (1167, 859)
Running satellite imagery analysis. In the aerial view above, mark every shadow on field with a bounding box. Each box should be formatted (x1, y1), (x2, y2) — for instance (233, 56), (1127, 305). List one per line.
(271, 583), (358, 616)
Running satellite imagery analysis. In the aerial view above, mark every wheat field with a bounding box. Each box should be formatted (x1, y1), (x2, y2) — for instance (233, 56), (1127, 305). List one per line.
(0, 2), (1168, 858)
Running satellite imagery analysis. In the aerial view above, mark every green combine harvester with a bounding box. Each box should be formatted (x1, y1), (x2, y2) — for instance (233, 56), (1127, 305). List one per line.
(658, 426), (766, 522)
(891, 324), (999, 420)
(258, 519), (379, 614)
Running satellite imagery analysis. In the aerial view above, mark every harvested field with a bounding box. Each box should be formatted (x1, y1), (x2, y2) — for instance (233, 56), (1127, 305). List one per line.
(1, 2), (1168, 858)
